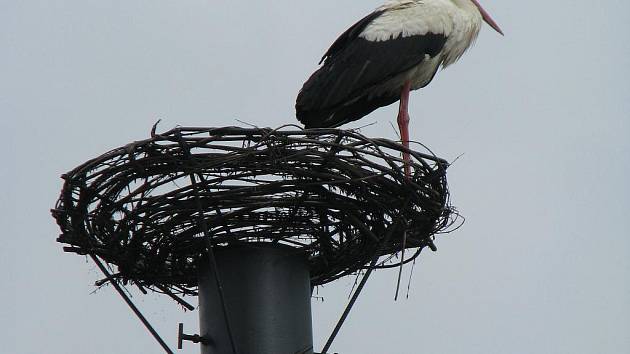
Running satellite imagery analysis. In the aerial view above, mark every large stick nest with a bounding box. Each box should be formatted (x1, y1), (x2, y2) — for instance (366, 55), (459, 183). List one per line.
(52, 126), (458, 294)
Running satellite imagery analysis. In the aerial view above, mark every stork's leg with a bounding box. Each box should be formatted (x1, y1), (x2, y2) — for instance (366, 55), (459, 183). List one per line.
(397, 81), (412, 177)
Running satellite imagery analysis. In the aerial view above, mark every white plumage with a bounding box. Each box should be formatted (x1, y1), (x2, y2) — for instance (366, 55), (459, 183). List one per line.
(296, 0), (502, 174)
(360, 0), (485, 93)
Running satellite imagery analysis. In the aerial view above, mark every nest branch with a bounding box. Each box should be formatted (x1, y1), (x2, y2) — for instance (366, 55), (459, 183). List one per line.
(53, 126), (459, 294)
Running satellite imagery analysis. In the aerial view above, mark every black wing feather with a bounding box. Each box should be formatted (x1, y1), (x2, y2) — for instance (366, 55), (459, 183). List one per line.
(296, 26), (446, 128)
(319, 10), (386, 64)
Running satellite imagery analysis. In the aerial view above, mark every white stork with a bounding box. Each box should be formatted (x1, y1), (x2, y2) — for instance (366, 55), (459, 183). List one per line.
(295, 0), (503, 175)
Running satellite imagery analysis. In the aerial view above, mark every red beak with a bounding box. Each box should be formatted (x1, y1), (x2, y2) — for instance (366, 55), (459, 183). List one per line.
(470, 0), (504, 35)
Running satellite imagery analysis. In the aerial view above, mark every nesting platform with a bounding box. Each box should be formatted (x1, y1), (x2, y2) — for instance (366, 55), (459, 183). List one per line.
(52, 126), (456, 295)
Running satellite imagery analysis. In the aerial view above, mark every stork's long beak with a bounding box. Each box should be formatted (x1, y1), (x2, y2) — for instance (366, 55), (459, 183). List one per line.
(470, 0), (504, 35)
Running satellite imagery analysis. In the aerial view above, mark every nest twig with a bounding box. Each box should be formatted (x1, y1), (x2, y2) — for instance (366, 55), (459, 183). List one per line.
(52, 125), (459, 294)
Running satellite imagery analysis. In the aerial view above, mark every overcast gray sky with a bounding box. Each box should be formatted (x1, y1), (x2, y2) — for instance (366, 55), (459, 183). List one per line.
(2, 0), (629, 353)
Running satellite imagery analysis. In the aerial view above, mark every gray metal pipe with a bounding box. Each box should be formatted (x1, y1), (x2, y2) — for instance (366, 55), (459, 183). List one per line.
(198, 244), (313, 354)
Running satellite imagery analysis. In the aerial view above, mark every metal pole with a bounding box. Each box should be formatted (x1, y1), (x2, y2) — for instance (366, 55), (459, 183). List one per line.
(89, 254), (175, 354)
(198, 244), (313, 354)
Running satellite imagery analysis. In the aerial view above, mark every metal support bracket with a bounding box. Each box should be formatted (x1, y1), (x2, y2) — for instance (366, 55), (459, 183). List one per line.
(178, 323), (208, 349)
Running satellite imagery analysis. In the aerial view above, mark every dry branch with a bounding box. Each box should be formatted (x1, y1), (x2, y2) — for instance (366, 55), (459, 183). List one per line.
(52, 125), (459, 294)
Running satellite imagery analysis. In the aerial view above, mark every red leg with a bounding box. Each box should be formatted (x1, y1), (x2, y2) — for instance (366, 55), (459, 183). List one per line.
(397, 81), (412, 177)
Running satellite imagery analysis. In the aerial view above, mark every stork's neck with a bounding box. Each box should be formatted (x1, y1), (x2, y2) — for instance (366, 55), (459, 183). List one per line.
(378, 0), (419, 11)
(440, 0), (483, 67)
(450, 0), (477, 10)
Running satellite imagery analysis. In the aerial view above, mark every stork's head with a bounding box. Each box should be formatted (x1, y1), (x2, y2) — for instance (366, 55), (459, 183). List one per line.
(470, 0), (504, 35)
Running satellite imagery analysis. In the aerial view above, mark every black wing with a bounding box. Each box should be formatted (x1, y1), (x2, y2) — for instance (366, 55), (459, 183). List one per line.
(319, 10), (386, 64)
(296, 12), (447, 128)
